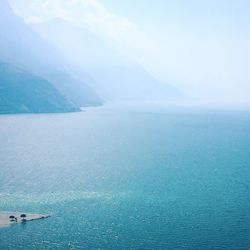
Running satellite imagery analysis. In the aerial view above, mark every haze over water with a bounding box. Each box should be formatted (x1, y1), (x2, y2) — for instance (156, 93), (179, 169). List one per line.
(0, 106), (250, 249)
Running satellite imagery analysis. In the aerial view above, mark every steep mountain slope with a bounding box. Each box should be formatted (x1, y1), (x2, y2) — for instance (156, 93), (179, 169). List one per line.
(0, 61), (79, 114)
(33, 18), (183, 101)
(0, 0), (102, 107)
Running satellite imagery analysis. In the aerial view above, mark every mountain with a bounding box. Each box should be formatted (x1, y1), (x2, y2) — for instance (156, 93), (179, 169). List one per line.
(0, 61), (79, 114)
(0, 0), (102, 108)
(33, 18), (183, 101)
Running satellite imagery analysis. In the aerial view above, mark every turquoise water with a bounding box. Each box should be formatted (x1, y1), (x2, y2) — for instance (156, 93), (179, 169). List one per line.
(0, 107), (250, 249)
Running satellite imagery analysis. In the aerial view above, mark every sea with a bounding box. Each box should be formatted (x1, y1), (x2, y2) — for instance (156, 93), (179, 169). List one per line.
(0, 104), (250, 249)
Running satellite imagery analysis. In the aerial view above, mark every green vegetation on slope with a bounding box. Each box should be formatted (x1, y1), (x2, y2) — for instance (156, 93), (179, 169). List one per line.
(0, 61), (80, 114)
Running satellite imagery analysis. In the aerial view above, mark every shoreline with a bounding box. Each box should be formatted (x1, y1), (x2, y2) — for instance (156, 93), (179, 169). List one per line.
(0, 211), (50, 228)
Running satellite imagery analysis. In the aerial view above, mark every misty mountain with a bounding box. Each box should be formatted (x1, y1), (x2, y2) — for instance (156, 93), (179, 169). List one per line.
(33, 18), (183, 101)
(0, 0), (102, 108)
(0, 61), (79, 114)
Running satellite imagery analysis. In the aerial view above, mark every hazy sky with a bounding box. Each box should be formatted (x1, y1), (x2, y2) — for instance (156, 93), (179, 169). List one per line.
(9, 0), (250, 104)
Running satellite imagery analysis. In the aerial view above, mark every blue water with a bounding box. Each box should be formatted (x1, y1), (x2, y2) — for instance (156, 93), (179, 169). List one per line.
(0, 107), (250, 249)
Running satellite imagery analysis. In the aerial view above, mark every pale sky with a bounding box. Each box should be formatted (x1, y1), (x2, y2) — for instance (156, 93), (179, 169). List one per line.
(9, 0), (250, 104)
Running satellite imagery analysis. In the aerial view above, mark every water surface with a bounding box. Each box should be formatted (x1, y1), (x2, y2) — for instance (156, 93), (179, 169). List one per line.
(0, 107), (250, 249)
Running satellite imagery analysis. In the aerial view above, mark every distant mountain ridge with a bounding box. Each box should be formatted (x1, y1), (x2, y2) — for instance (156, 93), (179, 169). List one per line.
(0, 0), (184, 115)
(33, 18), (184, 101)
(0, 0), (102, 114)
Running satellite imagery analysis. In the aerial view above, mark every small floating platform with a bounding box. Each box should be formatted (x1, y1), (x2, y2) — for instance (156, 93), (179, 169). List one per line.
(0, 211), (50, 228)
